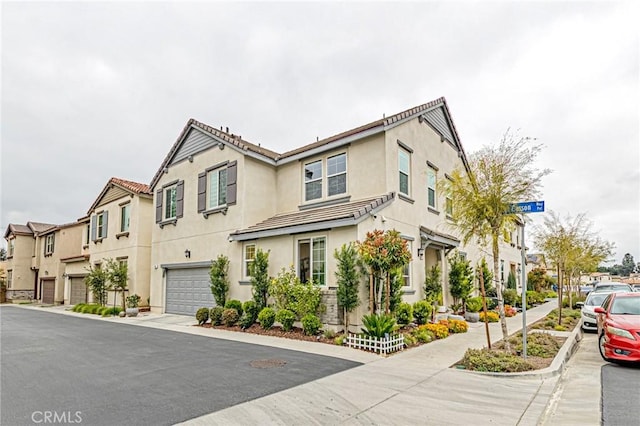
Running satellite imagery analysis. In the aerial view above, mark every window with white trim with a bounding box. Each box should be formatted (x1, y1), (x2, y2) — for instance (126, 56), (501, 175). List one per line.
(120, 204), (131, 232)
(399, 149), (410, 196)
(244, 244), (256, 278)
(7, 270), (12, 289)
(327, 153), (347, 196)
(44, 234), (55, 256)
(96, 212), (107, 239)
(298, 237), (326, 286)
(427, 166), (437, 209)
(402, 240), (411, 287)
(164, 185), (177, 220)
(304, 160), (322, 201)
(208, 167), (227, 209)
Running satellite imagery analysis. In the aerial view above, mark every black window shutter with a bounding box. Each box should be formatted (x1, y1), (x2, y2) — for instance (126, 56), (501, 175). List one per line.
(91, 215), (97, 241)
(176, 180), (185, 218)
(103, 211), (108, 238)
(226, 161), (237, 206)
(197, 172), (206, 212)
(155, 189), (163, 223)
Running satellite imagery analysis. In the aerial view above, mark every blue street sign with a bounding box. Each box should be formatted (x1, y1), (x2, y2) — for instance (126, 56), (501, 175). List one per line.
(506, 201), (545, 214)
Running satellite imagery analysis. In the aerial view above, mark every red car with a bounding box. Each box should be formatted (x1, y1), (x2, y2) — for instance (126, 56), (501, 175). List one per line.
(595, 292), (640, 363)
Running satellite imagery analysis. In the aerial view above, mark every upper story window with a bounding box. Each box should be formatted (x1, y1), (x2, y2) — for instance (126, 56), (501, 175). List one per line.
(120, 204), (131, 232)
(8, 238), (15, 257)
(402, 239), (411, 287)
(298, 236), (326, 286)
(208, 167), (227, 209)
(304, 160), (323, 201)
(44, 234), (55, 256)
(304, 153), (347, 202)
(427, 166), (437, 209)
(91, 211), (109, 242)
(7, 270), (12, 289)
(244, 244), (256, 278)
(399, 149), (410, 196)
(84, 224), (90, 247)
(327, 153), (347, 196)
(164, 185), (177, 220)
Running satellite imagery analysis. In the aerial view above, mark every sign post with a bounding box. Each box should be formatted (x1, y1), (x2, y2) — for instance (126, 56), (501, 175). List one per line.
(506, 201), (545, 359)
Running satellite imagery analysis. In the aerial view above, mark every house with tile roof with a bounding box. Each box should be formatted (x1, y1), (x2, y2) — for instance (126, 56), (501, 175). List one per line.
(85, 177), (154, 307)
(148, 97), (524, 328)
(4, 221), (57, 301)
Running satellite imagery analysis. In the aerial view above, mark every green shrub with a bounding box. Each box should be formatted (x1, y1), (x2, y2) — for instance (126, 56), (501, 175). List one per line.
(323, 329), (337, 339)
(461, 348), (534, 372)
(334, 335), (346, 345)
(361, 314), (397, 338)
(239, 313), (255, 329)
(276, 309), (296, 331)
(512, 332), (560, 358)
(544, 290), (557, 298)
(222, 308), (239, 326)
(403, 334), (417, 347)
(269, 266), (324, 318)
(301, 314), (322, 335)
(412, 328), (435, 343)
(72, 303), (86, 312)
(502, 289), (518, 307)
(554, 324), (567, 331)
(210, 306), (224, 326)
(526, 291), (545, 305)
(413, 300), (432, 325)
(243, 300), (259, 324)
(465, 296), (483, 313)
(395, 302), (413, 325)
(486, 297), (498, 310)
(196, 307), (209, 325)
(224, 299), (243, 317)
(80, 305), (91, 314)
(258, 307), (276, 329)
(101, 307), (122, 317)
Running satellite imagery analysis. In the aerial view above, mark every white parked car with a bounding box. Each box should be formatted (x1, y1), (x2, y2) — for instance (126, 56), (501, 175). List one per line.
(578, 289), (630, 332)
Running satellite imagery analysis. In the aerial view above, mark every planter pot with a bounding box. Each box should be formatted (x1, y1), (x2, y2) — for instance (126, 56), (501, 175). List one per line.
(126, 307), (139, 317)
(118, 311), (126, 318)
(465, 312), (480, 323)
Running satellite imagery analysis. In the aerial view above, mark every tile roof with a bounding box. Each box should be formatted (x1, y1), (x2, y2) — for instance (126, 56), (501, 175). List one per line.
(230, 193), (396, 241)
(4, 222), (57, 239)
(110, 177), (152, 195)
(28, 222), (58, 234)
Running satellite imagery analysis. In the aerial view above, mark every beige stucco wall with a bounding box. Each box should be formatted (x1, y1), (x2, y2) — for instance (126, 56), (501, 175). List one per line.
(5, 234), (36, 296)
(88, 192), (153, 306)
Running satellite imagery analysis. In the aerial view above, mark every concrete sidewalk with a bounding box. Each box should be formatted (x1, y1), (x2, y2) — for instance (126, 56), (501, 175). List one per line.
(17, 301), (595, 425)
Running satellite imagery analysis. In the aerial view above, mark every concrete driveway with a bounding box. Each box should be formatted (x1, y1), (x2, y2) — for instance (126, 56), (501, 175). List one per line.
(0, 306), (360, 426)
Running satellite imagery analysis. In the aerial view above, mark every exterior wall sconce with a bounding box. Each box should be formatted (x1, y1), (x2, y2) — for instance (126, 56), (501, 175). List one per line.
(184, 249), (191, 259)
(417, 248), (424, 260)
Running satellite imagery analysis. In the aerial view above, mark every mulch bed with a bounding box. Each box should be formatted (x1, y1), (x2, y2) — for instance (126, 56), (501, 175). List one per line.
(198, 322), (341, 345)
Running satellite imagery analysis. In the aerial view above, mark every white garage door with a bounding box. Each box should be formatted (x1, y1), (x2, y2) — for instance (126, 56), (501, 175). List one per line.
(165, 268), (214, 316)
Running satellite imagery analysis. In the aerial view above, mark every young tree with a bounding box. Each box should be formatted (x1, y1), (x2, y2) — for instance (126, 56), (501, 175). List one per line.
(105, 258), (129, 311)
(621, 253), (636, 276)
(448, 251), (474, 310)
(477, 258), (494, 296)
(0, 248), (6, 261)
(85, 265), (109, 306)
(250, 249), (270, 311)
(334, 243), (360, 332)
(442, 129), (550, 350)
(209, 255), (230, 307)
(527, 267), (552, 292)
(506, 270), (517, 290)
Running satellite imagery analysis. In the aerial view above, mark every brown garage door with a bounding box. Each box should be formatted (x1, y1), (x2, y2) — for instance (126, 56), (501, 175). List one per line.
(70, 277), (87, 305)
(42, 279), (55, 304)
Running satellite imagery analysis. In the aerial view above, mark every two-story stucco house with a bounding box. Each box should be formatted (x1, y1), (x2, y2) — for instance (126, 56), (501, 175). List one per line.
(4, 222), (56, 302)
(86, 177), (153, 307)
(149, 97), (523, 326)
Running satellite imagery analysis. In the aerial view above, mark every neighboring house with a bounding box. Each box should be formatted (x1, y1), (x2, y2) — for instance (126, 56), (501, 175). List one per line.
(34, 221), (87, 304)
(86, 177), (153, 307)
(3, 222), (56, 301)
(149, 97), (523, 324)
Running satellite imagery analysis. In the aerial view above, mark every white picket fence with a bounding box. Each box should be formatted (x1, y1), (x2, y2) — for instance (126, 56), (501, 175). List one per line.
(347, 333), (405, 355)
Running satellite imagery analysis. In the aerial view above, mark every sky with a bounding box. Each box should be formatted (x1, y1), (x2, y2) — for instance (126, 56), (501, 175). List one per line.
(2, 1), (639, 265)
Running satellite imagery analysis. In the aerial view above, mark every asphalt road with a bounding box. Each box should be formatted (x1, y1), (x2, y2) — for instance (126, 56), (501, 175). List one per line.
(601, 354), (640, 425)
(0, 307), (360, 426)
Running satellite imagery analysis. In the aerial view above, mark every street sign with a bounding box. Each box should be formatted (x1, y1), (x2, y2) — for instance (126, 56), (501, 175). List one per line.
(506, 201), (545, 214)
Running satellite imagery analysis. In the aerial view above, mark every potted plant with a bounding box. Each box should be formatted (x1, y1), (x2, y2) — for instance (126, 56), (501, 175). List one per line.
(464, 296), (483, 323)
(126, 294), (141, 317)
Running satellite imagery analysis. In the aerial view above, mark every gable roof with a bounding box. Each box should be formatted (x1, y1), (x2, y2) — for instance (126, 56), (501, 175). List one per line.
(87, 177), (152, 214)
(4, 221), (58, 239)
(229, 192), (396, 241)
(150, 97), (471, 189)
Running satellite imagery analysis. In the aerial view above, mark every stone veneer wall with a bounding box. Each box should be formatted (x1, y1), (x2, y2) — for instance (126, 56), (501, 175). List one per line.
(320, 289), (342, 325)
(7, 290), (35, 301)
